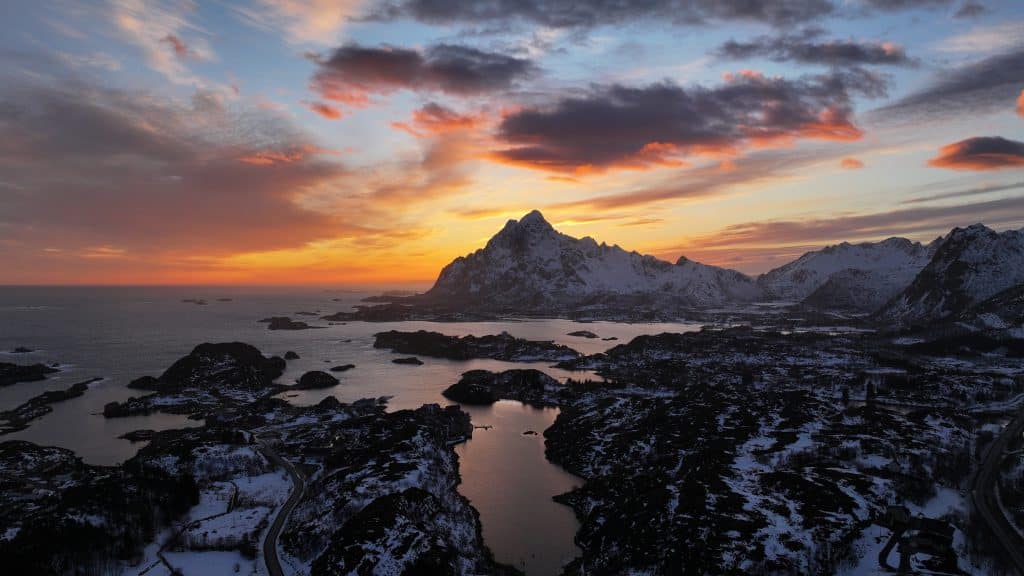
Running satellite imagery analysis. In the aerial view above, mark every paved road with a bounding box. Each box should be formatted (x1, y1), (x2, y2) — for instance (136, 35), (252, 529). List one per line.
(260, 440), (305, 576)
(970, 408), (1024, 575)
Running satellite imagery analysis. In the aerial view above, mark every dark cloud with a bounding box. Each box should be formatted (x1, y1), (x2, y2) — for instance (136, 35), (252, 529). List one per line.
(872, 47), (1024, 122)
(310, 43), (537, 106)
(716, 28), (913, 67)
(373, 0), (962, 29)
(928, 136), (1024, 171)
(860, 0), (952, 10)
(493, 68), (887, 172)
(954, 1), (986, 17)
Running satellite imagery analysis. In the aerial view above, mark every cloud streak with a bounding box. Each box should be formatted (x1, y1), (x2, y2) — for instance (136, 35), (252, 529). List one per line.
(901, 180), (1024, 203)
(716, 29), (913, 67)
(873, 47), (1024, 122)
(670, 194), (1024, 273)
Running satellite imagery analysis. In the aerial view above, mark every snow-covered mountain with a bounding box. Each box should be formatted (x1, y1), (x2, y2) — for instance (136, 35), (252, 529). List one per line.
(425, 210), (761, 311)
(876, 224), (1024, 326)
(757, 237), (937, 308)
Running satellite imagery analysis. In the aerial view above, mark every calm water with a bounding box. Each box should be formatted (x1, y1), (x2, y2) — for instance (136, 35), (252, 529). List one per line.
(0, 286), (701, 575)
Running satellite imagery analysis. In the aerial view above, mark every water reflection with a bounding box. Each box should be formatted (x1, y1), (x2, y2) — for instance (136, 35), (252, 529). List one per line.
(456, 401), (582, 575)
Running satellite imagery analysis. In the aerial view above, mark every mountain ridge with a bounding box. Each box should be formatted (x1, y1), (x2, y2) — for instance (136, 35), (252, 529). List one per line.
(875, 223), (1024, 326)
(424, 210), (762, 312)
(403, 211), (1024, 329)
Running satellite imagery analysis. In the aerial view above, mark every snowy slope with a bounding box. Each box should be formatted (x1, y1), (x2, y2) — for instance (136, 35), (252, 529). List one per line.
(757, 237), (937, 304)
(425, 210), (762, 310)
(957, 283), (1024, 337)
(876, 224), (1024, 326)
(802, 268), (919, 312)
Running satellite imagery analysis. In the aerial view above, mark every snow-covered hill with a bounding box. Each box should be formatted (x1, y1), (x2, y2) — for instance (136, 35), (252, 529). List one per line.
(757, 238), (937, 306)
(425, 210), (762, 311)
(957, 283), (1024, 337)
(876, 224), (1024, 326)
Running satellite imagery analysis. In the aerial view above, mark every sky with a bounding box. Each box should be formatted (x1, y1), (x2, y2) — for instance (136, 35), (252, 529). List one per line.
(1, 0), (1024, 286)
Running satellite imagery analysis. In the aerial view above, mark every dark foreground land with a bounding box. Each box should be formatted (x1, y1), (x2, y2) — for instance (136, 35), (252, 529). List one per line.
(1, 323), (1022, 575)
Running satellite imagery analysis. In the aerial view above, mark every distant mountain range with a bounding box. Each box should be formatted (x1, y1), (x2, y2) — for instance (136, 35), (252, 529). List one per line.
(420, 210), (1024, 330)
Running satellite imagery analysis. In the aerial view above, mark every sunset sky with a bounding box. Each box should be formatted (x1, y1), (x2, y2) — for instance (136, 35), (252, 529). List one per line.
(2, 0), (1024, 286)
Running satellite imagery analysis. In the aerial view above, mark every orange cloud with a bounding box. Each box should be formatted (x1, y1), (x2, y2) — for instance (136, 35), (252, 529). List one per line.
(928, 136), (1024, 171)
(1017, 89), (1024, 117)
(306, 101), (343, 119)
(238, 145), (338, 166)
(840, 157), (865, 169)
(391, 103), (482, 137)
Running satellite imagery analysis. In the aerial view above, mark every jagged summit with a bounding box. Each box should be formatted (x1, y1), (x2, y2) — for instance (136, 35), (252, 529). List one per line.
(876, 223), (1024, 325)
(425, 210), (761, 312)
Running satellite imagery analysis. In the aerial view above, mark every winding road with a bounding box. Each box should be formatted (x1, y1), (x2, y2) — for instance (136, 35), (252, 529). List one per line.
(259, 439), (305, 576)
(970, 408), (1024, 575)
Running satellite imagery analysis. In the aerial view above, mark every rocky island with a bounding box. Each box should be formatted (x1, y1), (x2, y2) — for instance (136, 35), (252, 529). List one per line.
(374, 330), (581, 362)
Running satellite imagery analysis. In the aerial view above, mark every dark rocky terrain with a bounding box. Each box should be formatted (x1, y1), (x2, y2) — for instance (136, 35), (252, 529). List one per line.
(374, 330), (581, 362)
(104, 342), (286, 417)
(0, 377), (101, 434)
(0, 362), (59, 387)
(260, 316), (323, 330)
(294, 370), (340, 389)
(442, 369), (562, 407)
(545, 328), (997, 574)
(1, 343), (517, 576)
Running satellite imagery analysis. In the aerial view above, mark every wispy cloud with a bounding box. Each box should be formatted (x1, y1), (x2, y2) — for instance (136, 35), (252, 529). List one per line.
(665, 195), (1024, 273)
(109, 0), (215, 86)
(232, 0), (363, 45)
(934, 20), (1024, 54)
(901, 180), (1024, 203)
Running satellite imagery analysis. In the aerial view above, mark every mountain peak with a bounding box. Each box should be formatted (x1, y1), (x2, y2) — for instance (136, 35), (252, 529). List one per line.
(519, 209), (549, 226)
(427, 210), (760, 310)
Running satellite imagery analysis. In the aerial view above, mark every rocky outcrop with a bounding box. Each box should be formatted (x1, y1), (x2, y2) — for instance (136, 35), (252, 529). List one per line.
(260, 317), (322, 330)
(0, 362), (58, 387)
(106, 343), (286, 418)
(442, 369), (562, 407)
(374, 330), (580, 362)
(0, 378), (101, 434)
(295, 371), (339, 390)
